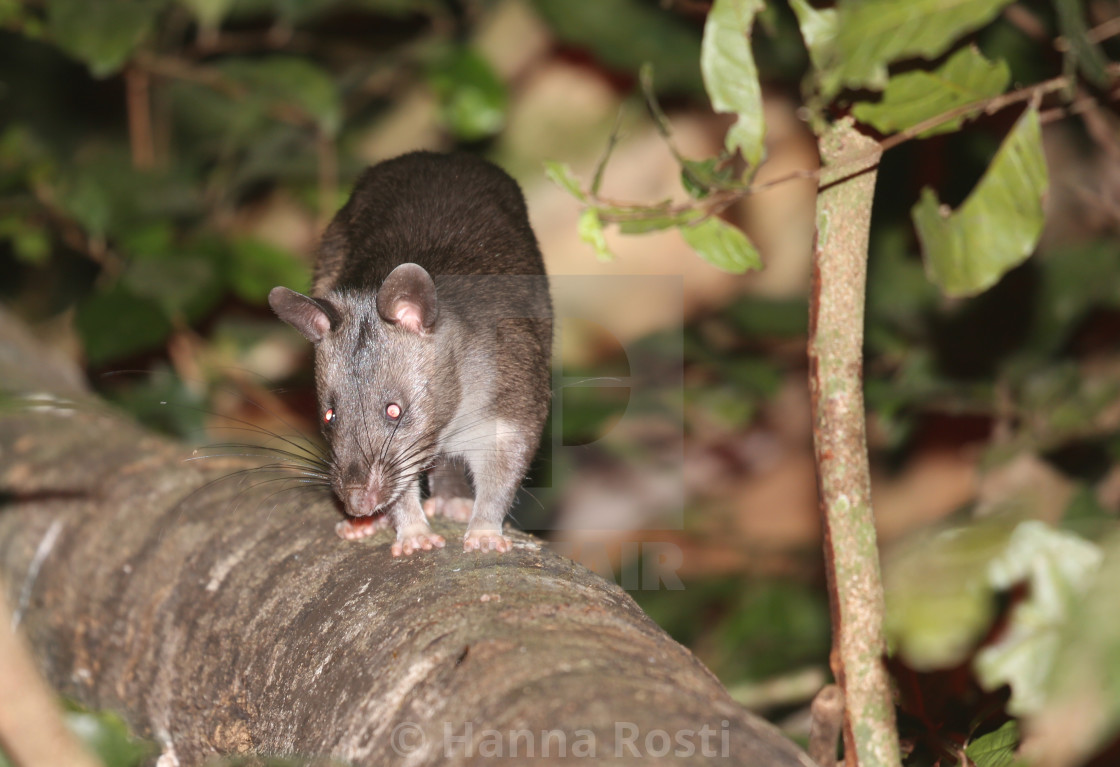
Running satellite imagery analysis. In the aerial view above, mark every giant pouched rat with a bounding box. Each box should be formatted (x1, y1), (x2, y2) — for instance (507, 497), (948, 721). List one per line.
(269, 151), (551, 556)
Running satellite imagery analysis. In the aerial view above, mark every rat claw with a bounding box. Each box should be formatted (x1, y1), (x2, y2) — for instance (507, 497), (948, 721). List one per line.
(391, 531), (446, 557)
(423, 496), (474, 522)
(336, 515), (390, 540)
(463, 529), (512, 553)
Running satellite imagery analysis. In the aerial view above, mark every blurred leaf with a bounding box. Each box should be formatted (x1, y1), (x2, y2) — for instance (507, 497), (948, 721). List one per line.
(578, 208), (614, 262)
(1032, 241), (1120, 354)
(0, 217), (50, 263)
(1025, 531), (1120, 764)
(1053, 0), (1111, 88)
(913, 106), (1047, 297)
(544, 161), (587, 202)
(724, 296), (808, 338)
(867, 232), (939, 331)
(75, 283), (174, 364)
(701, 0), (766, 169)
(680, 157), (737, 199)
(823, 0), (1014, 96)
(639, 579), (830, 683)
(965, 720), (1019, 767)
(427, 47), (507, 142)
(122, 256), (219, 319)
(974, 521), (1102, 714)
(58, 170), (114, 238)
(47, 0), (165, 78)
(885, 518), (1016, 669)
(219, 56), (342, 136)
(226, 238), (309, 304)
(789, 0), (836, 72)
(679, 216), (761, 274)
(65, 707), (158, 767)
(688, 385), (757, 430)
(178, 0), (233, 29)
(853, 46), (1010, 137)
(56, 153), (203, 240)
(530, 0), (704, 94)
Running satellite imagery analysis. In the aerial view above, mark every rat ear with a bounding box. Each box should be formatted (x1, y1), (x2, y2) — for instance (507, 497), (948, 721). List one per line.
(376, 263), (437, 333)
(269, 287), (337, 344)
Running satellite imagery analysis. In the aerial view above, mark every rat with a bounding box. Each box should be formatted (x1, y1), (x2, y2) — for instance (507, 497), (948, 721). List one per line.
(268, 151), (551, 556)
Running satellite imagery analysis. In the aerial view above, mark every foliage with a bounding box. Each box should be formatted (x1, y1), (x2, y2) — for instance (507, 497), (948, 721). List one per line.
(541, 0), (1120, 764)
(3, 0), (1120, 765)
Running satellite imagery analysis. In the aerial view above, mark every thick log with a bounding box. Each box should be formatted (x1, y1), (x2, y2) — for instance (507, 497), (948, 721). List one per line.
(0, 310), (815, 766)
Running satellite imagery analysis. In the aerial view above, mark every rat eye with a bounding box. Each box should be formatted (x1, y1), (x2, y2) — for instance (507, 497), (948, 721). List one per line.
(323, 408), (336, 425)
(385, 403), (402, 421)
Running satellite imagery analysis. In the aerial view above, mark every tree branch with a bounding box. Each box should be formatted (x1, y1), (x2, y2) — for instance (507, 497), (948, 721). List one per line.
(810, 120), (899, 767)
(0, 308), (816, 767)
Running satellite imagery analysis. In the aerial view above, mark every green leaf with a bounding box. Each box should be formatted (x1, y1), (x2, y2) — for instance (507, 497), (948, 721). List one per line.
(544, 161), (587, 202)
(789, 0), (837, 73)
(853, 46), (1010, 137)
(679, 216), (761, 274)
(885, 519), (1017, 669)
(1054, 0), (1111, 88)
(65, 707), (158, 767)
(178, 0), (233, 29)
(0, 217), (50, 264)
(823, 0), (1014, 96)
(974, 521), (1103, 714)
(913, 106), (1048, 297)
(701, 0), (766, 169)
(427, 47), (508, 142)
(219, 56), (341, 136)
(578, 208), (614, 262)
(226, 238), (309, 304)
(47, 0), (164, 78)
(965, 721), (1019, 767)
(530, 0), (704, 95)
(75, 284), (174, 364)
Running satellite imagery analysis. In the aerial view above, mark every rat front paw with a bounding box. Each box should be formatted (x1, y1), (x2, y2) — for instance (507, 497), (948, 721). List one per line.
(335, 515), (391, 540)
(463, 528), (512, 553)
(391, 529), (446, 557)
(422, 496), (474, 522)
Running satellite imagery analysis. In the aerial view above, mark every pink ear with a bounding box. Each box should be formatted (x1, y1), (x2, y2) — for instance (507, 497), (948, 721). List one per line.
(376, 263), (438, 333)
(392, 301), (425, 333)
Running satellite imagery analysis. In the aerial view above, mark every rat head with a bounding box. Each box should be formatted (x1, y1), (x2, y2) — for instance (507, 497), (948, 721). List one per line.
(269, 263), (456, 517)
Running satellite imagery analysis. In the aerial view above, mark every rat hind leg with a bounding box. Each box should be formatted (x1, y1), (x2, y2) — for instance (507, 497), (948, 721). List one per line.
(423, 456), (474, 522)
(462, 420), (537, 553)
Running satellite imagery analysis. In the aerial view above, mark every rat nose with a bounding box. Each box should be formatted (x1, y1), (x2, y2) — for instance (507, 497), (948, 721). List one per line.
(346, 477), (383, 515)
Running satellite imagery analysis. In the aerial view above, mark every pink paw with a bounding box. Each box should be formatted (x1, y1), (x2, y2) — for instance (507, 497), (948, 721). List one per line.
(335, 515), (390, 540)
(463, 529), (512, 553)
(391, 531), (446, 557)
(423, 496), (474, 523)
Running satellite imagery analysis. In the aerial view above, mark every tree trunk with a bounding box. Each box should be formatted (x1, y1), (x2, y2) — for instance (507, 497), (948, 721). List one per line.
(0, 309), (816, 767)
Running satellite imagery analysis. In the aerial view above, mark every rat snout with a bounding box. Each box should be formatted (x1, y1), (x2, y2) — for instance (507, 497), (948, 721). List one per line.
(344, 471), (386, 516)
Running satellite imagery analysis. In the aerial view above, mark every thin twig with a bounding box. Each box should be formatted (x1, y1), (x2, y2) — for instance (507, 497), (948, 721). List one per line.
(125, 65), (156, 170)
(583, 65), (1120, 225)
